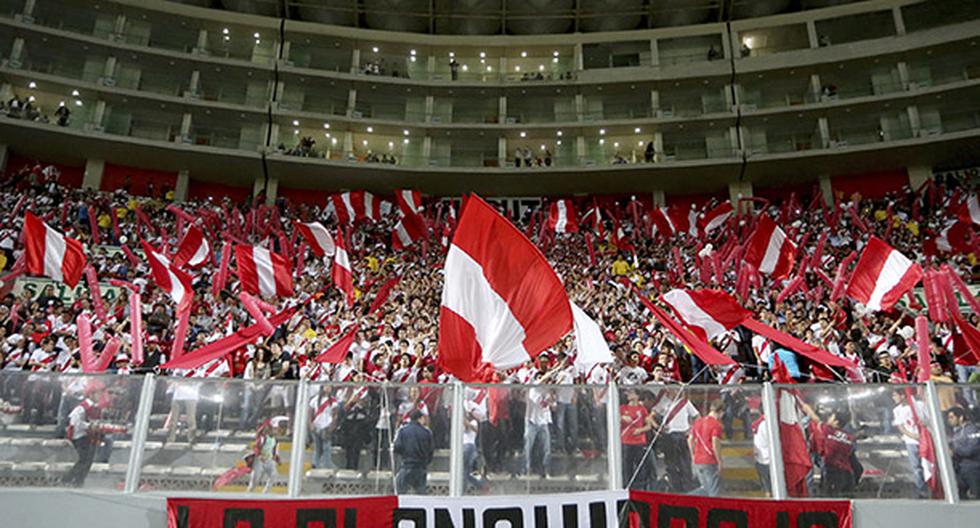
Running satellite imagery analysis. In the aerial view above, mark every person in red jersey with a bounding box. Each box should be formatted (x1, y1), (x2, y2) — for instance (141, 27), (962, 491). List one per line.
(689, 399), (725, 496)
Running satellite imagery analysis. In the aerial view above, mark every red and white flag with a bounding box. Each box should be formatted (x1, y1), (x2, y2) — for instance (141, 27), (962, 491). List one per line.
(393, 213), (426, 250)
(847, 236), (922, 312)
(547, 200), (578, 233)
(582, 205), (604, 237)
(332, 232), (355, 307)
(662, 289), (752, 341)
(173, 225), (211, 268)
(295, 221), (336, 257)
(235, 245), (294, 298)
(141, 240), (193, 308)
(396, 189), (422, 217)
(743, 216), (796, 279)
(650, 206), (696, 238)
(315, 325), (359, 363)
(331, 191), (386, 224)
(959, 194), (980, 225)
(699, 203), (734, 235)
(438, 195), (572, 381)
(935, 221), (972, 254)
(22, 211), (86, 288)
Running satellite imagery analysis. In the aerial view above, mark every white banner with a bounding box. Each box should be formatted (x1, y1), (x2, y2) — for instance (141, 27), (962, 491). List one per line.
(12, 277), (123, 304)
(395, 490), (627, 528)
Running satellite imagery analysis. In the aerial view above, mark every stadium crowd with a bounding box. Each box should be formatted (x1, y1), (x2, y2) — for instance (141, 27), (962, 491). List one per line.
(0, 158), (978, 497)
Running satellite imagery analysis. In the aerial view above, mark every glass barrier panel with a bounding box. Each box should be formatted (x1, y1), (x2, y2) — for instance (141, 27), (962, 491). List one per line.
(299, 383), (451, 496)
(939, 382), (980, 501)
(0, 371), (144, 491)
(460, 383), (609, 496)
(621, 384), (768, 498)
(775, 383), (946, 499)
(137, 377), (296, 494)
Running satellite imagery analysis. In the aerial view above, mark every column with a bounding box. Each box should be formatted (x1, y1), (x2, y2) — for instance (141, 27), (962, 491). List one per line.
(498, 136), (507, 166)
(342, 130), (353, 158)
(819, 174), (833, 206)
(424, 95), (434, 123)
(350, 48), (360, 74)
(9, 38), (24, 67)
(22, 0), (37, 17)
(112, 15), (127, 40)
(907, 105), (921, 137)
(892, 6), (906, 36)
(426, 54), (436, 77)
(810, 73), (822, 102)
(818, 116), (831, 148)
(649, 39), (659, 67)
(194, 29), (208, 54)
(897, 61), (911, 90)
(907, 164), (933, 192)
(729, 181), (753, 212)
(499, 56), (508, 80)
(650, 90), (660, 116)
(347, 88), (357, 117)
(265, 177), (278, 205)
(266, 123), (279, 148)
(651, 190), (665, 207)
(0, 144), (8, 175)
(174, 169), (189, 202)
(278, 40), (291, 63)
(422, 135), (432, 163)
(0, 82), (13, 102)
(729, 126), (742, 155)
(724, 84), (736, 109)
(498, 95), (507, 124)
(90, 100), (107, 130)
(252, 175), (265, 198)
(178, 113), (192, 142)
(188, 70), (200, 97)
(573, 43), (584, 71)
(806, 20), (819, 48)
(720, 29), (733, 60)
(574, 93), (584, 121)
(102, 56), (117, 86)
(82, 159), (105, 190)
(271, 79), (285, 108)
(653, 131), (664, 161)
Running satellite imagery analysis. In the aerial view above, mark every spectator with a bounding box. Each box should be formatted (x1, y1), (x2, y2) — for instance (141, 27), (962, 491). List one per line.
(946, 406), (980, 499)
(393, 409), (434, 494)
(690, 399), (725, 496)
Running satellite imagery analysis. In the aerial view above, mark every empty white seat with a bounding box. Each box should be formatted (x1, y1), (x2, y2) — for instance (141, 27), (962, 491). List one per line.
(201, 467), (228, 477)
(12, 462), (47, 472)
(11, 438), (40, 447)
(172, 466), (202, 476)
(48, 462), (74, 472)
(143, 465), (172, 475)
(89, 463), (111, 473)
(41, 438), (70, 448)
(306, 468), (335, 479)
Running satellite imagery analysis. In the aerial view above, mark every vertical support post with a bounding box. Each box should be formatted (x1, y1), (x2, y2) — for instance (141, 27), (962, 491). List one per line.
(762, 383), (787, 499)
(350, 48), (360, 74)
(648, 39), (659, 67)
(124, 374), (156, 494)
(892, 6), (906, 35)
(174, 169), (189, 202)
(925, 381), (959, 504)
(82, 159), (105, 190)
(449, 382), (465, 497)
(288, 379), (310, 498)
(806, 20), (819, 49)
(606, 381), (622, 490)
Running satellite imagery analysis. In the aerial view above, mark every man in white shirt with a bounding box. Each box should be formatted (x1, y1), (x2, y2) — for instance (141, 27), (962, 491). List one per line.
(524, 374), (555, 477)
(891, 390), (930, 498)
(463, 389), (488, 491)
(309, 386), (338, 470)
(752, 415), (771, 495)
(655, 389), (699, 492)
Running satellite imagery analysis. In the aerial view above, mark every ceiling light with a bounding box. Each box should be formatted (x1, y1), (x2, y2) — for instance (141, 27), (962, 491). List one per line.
(634, 127), (641, 133)
(553, 51), (559, 57)
(323, 123), (330, 129)
(462, 65), (468, 72)
(372, 46), (379, 53)
(599, 139), (605, 145)
(556, 140), (562, 145)
(409, 56), (416, 62)
(362, 140), (368, 146)
(479, 52), (486, 58)
(253, 32), (260, 38)
(71, 89), (80, 96)
(292, 119), (299, 126)
(599, 129), (606, 135)
(614, 142), (620, 148)
(521, 51), (527, 58)
(540, 145), (546, 150)
(486, 66), (492, 72)
(538, 65), (544, 71)
(403, 138), (409, 144)
(556, 131), (563, 137)
(367, 126), (373, 133)
(552, 58), (558, 63)
(515, 66), (521, 72)
(519, 131), (526, 138)
(222, 28), (229, 35)
(403, 129), (410, 135)
(331, 137), (338, 145)
(75, 100), (83, 106)
(449, 51), (455, 58)
(410, 49), (416, 56)
(28, 81), (36, 89)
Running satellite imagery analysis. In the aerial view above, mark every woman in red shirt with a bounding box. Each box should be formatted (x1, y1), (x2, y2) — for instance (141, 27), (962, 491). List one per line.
(621, 389), (655, 490)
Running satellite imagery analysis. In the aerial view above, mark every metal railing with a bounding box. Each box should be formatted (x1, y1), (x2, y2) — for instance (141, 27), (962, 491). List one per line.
(0, 370), (975, 501)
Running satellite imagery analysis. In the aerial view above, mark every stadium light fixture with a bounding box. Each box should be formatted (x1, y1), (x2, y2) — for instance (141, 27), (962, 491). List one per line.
(367, 126), (374, 133)
(323, 123), (330, 129)
(403, 138), (410, 144)
(599, 138), (605, 145)
(479, 51), (486, 58)
(222, 28), (229, 35)
(403, 129), (410, 136)
(556, 131), (563, 137)
(553, 51), (559, 57)
(28, 81), (36, 89)
(71, 89), (80, 96)
(599, 129), (606, 135)
(292, 119), (299, 126)
(519, 131), (526, 138)
(372, 46), (379, 53)
(410, 49), (416, 56)
(521, 51), (527, 58)
(635, 127), (641, 133)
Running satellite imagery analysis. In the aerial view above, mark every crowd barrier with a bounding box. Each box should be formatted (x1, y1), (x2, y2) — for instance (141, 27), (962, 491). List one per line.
(0, 370), (977, 504)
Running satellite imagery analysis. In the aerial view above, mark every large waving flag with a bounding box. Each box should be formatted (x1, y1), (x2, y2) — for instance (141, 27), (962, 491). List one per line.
(141, 240), (193, 308)
(295, 221), (336, 257)
(331, 191), (387, 224)
(744, 216), (796, 279)
(847, 236), (922, 312)
(662, 289), (751, 341)
(22, 211), (86, 287)
(332, 231), (355, 307)
(959, 194), (980, 225)
(173, 225), (211, 268)
(699, 202), (734, 235)
(235, 244), (294, 298)
(438, 195), (572, 381)
(547, 200), (578, 233)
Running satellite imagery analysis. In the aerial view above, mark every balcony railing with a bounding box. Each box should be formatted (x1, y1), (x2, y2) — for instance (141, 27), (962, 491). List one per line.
(0, 370), (974, 501)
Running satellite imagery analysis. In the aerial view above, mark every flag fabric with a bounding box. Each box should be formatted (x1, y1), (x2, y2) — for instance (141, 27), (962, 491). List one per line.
(743, 216), (796, 279)
(649, 206), (695, 238)
(612, 218), (633, 252)
(142, 240), (193, 308)
(953, 316), (980, 365)
(315, 325), (360, 363)
(699, 203), (734, 235)
(438, 195), (573, 382)
(582, 205), (605, 237)
(173, 225), (211, 268)
(396, 189), (422, 217)
(959, 194), (980, 225)
(331, 191), (386, 224)
(332, 232), (355, 307)
(22, 211), (86, 287)
(235, 245), (294, 298)
(571, 302), (613, 373)
(393, 212), (426, 250)
(771, 354), (812, 498)
(295, 221), (336, 257)
(661, 289), (752, 341)
(369, 276), (401, 315)
(847, 236), (922, 312)
(547, 200), (579, 233)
